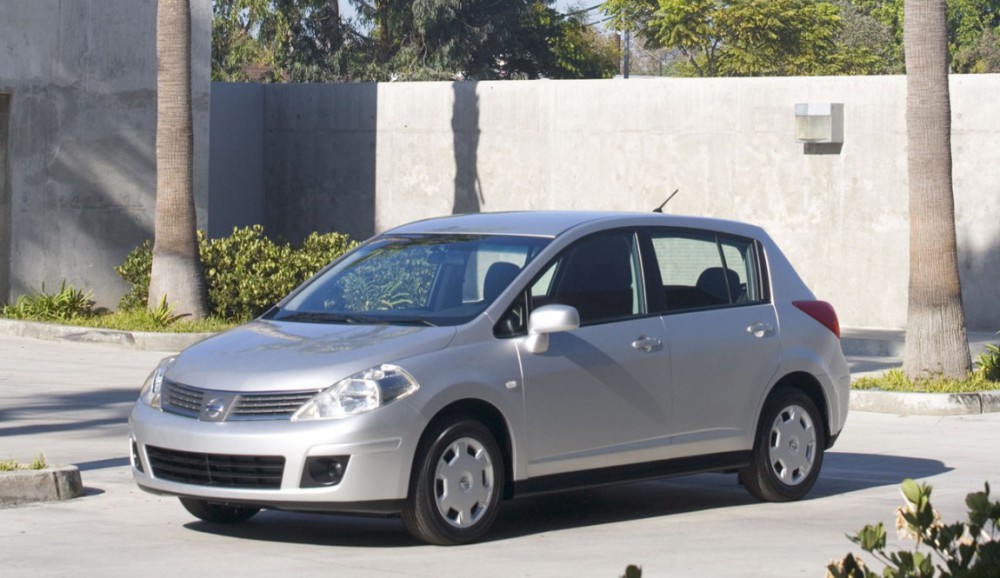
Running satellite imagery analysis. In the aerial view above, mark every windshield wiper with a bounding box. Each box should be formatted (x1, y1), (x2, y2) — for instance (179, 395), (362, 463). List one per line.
(276, 311), (436, 327)
(385, 317), (438, 327)
(276, 312), (353, 324)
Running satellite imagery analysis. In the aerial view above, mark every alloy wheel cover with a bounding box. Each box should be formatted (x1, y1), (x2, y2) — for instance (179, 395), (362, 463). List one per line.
(433, 436), (496, 528)
(767, 403), (817, 486)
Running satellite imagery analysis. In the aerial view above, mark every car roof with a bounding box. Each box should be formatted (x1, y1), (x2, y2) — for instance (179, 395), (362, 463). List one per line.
(384, 211), (763, 239)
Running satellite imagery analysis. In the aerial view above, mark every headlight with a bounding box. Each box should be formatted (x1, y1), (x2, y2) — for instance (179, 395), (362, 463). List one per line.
(292, 364), (419, 421)
(138, 356), (175, 410)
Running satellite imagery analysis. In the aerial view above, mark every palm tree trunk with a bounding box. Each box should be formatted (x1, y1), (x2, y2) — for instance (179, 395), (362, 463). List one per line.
(902, 0), (971, 379)
(150, 0), (208, 319)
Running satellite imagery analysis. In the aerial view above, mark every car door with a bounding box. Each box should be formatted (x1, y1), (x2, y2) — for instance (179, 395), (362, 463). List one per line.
(515, 231), (673, 478)
(644, 228), (780, 456)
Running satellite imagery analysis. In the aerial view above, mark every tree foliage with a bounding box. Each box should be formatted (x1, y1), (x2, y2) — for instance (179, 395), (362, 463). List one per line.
(604, 0), (872, 76)
(211, 0), (618, 81)
(602, 0), (1000, 76)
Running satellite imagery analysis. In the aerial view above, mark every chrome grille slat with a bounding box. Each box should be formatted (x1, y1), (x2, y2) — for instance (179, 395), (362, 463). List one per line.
(162, 381), (203, 417)
(233, 392), (316, 417)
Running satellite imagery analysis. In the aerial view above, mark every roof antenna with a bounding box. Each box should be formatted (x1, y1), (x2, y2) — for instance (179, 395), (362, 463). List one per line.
(653, 189), (679, 213)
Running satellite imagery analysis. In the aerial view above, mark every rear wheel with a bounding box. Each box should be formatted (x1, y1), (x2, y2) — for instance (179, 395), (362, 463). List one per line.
(740, 389), (825, 502)
(179, 497), (260, 523)
(401, 418), (504, 545)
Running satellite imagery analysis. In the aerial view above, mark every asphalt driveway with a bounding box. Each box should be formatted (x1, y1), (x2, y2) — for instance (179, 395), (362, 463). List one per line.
(1, 334), (998, 577)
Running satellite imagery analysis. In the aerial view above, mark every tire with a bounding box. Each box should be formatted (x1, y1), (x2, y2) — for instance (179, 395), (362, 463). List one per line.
(401, 418), (504, 545)
(740, 389), (825, 502)
(179, 497), (260, 524)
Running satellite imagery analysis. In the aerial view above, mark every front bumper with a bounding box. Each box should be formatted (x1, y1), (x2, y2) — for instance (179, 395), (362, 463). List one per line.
(129, 399), (426, 512)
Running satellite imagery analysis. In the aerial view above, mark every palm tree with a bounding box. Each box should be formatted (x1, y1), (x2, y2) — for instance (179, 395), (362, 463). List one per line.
(902, 0), (971, 379)
(149, 0), (207, 319)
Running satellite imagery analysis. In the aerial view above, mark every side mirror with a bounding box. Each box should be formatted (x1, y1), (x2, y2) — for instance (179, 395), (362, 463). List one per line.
(524, 304), (580, 354)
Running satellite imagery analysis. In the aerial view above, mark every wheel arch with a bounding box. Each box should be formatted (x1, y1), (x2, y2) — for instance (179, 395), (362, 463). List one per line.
(413, 399), (516, 500)
(764, 372), (834, 448)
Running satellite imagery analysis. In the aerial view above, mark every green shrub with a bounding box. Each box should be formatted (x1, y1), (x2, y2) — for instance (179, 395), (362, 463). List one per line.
(116, 240), (153, 311)
(116, 226), (358, 323)
(975, 337), (1000, 382)
(828, 479), (999, 577)
(294, 230), (359, 277)
(200, 226), (299, 321)
(1, 282), (95, 321)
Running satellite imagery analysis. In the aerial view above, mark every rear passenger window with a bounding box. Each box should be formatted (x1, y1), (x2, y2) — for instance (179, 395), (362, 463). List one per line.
(648, 230), (765, 313)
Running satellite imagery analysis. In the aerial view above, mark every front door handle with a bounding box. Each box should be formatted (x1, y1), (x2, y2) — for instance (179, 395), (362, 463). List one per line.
(632, 336), (663, 352)
(747, 322), (775, 338)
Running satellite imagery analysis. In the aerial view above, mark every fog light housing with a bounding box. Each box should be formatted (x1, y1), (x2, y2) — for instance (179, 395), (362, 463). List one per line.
(300, 456), (350, 488)
(131, 439), (144, 473)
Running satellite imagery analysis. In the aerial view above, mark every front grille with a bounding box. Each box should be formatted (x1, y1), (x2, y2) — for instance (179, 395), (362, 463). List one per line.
(231, 391), (317, 419)
(162, 381), (204, 417)
(161, 381), (319, 421)
(146, 446), (285, 489)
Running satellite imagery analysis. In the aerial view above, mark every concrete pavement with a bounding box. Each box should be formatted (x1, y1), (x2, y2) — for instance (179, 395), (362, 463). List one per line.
(1, 334), (999, 577)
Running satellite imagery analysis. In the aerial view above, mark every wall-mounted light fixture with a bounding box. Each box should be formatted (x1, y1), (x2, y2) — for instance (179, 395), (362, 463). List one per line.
(794, 103), (844, 144)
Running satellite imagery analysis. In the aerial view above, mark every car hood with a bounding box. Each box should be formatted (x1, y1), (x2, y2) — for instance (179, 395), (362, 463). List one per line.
(166, 320), (457, 393)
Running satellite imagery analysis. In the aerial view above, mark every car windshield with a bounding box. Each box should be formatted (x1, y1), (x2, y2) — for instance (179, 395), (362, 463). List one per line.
(269, 234), (550, 326)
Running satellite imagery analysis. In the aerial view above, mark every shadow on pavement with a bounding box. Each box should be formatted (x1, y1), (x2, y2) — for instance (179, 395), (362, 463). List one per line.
(0, 387), (135, 437)
(813, 451), (951, 497)
(75, 457), (130, 471)
(179, 452), (948, 547)
(184, 513), (418, 548)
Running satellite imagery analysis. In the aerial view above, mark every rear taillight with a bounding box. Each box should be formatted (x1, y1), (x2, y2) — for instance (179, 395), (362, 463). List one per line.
(792, 300), (840, 338)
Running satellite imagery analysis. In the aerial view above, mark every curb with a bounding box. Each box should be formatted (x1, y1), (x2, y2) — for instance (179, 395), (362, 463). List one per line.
(850, 390), (1000, 416)
(0, 318), (212, 352)
(0, 466), (85, 507)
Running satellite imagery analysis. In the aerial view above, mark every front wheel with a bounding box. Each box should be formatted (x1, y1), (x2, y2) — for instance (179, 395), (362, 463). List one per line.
(740, 389), (825, 502)
(401, 418), (504, 545)
(179, 497), (260, 523)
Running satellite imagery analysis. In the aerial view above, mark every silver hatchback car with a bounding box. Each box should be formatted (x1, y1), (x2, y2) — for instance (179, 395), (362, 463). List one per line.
(130, 211), (849, 545)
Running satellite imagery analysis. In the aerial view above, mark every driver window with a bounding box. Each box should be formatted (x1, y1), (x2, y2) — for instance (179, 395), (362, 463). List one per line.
(532, 232), (643, 326)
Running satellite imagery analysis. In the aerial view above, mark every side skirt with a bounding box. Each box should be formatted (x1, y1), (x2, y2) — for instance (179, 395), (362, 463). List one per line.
(511, 451), (752, 498)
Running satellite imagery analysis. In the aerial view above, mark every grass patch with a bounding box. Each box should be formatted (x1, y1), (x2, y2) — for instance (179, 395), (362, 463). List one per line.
(1, 283), (236, 333)
(0, 454), (48, 472)
(852, 368), (1000, 393)
(2, 309), (235, 334)
(67, 310), (235, 333)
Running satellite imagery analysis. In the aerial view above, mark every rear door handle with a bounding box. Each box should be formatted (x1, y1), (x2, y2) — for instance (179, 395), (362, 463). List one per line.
(747, 322), (775, 338)
(632, 336), (663, 352)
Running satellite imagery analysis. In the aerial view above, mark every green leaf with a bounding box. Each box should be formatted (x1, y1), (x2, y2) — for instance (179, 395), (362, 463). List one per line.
(851, 523), (887, 552)
(901, 478), (923, 505)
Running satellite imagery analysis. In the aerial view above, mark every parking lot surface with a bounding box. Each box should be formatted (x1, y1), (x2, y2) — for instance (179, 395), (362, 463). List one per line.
(1, 334), (998, 577)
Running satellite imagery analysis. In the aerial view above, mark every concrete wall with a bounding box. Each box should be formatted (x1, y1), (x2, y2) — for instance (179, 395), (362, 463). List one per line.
(208, 83), (265, 237)
(211, 75), (1000, 331)
(0, 0), (211, 308)
(0, 95), (10, 302)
